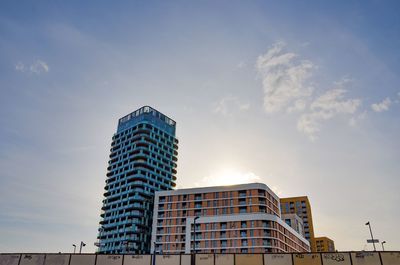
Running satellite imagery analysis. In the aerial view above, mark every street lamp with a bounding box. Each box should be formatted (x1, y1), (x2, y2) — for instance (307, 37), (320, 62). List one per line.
(193, 216), (200, 254)
(121, 240), (129, 254)
(381, 241), (386, 251)
(192, 216), (200, 265)
(79, 241), (86, 254)
(152, 242), (156, 265)
(72, 244), (76, 254)
(365, 222), (376, 251)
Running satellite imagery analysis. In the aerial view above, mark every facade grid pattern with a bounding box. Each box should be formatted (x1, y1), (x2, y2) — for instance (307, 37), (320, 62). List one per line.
(98, 106), (178, 254)
(151, 184), (310, 254)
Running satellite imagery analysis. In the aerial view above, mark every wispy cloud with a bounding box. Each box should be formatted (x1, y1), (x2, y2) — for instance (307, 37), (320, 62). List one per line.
(15, 62), (25, 72)
(214, 96), (250, 116)
(371, 97), (391, 112)
(298, 87), (361, 140)
(349, 111), (367, 127)
(287, 99), (307, 113)
(257, 43), (363, 140)
(256, 41), (314, 113)
(236, 62), (246, 68)
(15, 60), (50, 74)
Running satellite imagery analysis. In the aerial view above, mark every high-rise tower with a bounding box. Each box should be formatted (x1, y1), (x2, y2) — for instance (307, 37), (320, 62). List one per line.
(97, 106), (178, 254)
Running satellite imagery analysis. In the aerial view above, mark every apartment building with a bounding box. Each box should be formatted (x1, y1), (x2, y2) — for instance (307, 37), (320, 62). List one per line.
(151, 183), (310, 254)
(315, 236), (335, 252)
(280, 196), (316, 251)
(98, 106), (178, 254)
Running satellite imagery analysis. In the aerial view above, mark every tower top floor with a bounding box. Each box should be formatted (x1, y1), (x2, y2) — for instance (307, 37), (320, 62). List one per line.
(117, 106), (176, 135)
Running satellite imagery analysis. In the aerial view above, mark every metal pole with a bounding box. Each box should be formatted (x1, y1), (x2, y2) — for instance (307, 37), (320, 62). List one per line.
(79, 241), (86, 254)
(72, 244), (76, 254)
(193, 216), (199, 265)
(366, 222), (376, 251)
(152, 242), (156, 265)
(193, 216), (200, 253)
(381, 241), (386, 251)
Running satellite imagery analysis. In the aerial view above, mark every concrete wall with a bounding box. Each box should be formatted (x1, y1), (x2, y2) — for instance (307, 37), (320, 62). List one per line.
(1, 252), (399, 265)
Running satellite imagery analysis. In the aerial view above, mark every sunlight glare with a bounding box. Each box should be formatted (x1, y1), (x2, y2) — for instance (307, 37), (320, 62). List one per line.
(196, 168), (261, 187)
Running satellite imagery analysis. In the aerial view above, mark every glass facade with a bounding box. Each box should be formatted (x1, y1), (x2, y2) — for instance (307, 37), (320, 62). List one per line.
(97, 106), (178, 254)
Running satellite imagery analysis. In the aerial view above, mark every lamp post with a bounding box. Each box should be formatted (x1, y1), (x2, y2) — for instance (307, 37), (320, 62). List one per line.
(72, 244), (76, 254)
(381, 241), (386, 251)
(152, 242), (156, 265)
(79, 241), (86, 254)
(193, 216), (200, 253)
(192, 216), (200, 265)
(365, 222), (376, 251)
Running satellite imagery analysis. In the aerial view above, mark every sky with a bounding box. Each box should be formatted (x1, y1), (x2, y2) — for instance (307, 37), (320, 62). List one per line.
(0, 0), (399, 253)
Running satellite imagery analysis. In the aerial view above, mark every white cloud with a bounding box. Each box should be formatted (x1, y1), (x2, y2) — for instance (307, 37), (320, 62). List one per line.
(15, 60), (49, 74)
(256, 43), (364, 141)
(15, 62), (25, 72)
(297, 87), (361, 140)
(256, 42), (314, 113)
(236, 62), (246, 68)
(30, 60), (49, 74)
(371, 97), (391, 112)
(287, 99), (307, 113)
(349, 111), (367, 127)
(214, 96), (250, 116)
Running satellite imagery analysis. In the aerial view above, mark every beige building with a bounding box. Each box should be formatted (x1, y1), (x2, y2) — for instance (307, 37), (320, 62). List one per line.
(280, 196), (316, 251)
(315, 236), (335, 252)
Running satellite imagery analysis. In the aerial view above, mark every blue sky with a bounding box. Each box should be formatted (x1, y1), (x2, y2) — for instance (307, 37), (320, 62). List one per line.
(1, 0), (399, 252)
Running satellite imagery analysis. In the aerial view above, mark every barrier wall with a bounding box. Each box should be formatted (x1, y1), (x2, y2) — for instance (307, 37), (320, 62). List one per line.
(380, 252), (400, 265)
(44, 255), (70, 265)
(235, 254), (263, 265)
(124, 256), (151, 265)
(264, 254), (292, 265)
(351, 252), (382, 265)
(214, 254), (233, 265)
(195, 254), (213, 265)
(1, 252), (399, 265)
(179, 255), (190, 265)
(321, 253), (351, 265)
(0, 255), (20, 265)
(293, 253), (321, 265)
